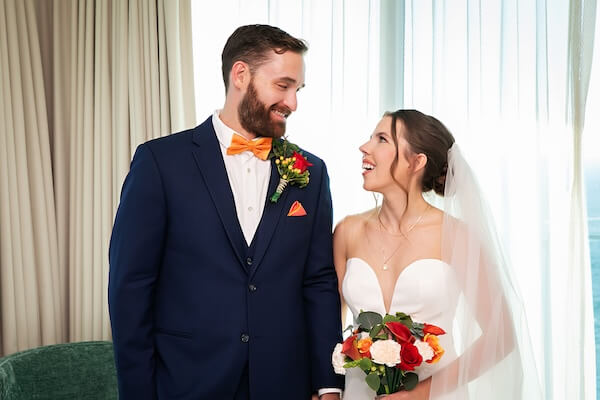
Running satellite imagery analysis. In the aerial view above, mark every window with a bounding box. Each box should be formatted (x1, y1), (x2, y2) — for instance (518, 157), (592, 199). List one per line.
(588, 160), (600, 399)
(584, 12), (600, 397)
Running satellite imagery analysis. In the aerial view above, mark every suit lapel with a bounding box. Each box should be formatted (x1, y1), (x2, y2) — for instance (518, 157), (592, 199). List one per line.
(249, 160), (290, 279)
(191, 119), (247, 270)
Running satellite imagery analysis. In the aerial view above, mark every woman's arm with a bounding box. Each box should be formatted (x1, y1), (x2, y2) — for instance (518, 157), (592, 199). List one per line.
(333, 217), (350, 326)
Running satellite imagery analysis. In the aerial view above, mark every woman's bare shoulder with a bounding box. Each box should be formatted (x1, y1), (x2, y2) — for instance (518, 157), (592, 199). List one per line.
(335, 209), (376, 233)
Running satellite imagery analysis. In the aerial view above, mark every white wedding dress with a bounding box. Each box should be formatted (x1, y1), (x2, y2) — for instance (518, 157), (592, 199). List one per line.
(341, 257), (463, 400)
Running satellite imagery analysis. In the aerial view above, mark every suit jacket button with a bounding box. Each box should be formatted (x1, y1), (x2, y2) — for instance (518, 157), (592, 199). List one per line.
(241, 334), (250, 343)
(246, 257), (253, 266)
(248, 284), (257, 292)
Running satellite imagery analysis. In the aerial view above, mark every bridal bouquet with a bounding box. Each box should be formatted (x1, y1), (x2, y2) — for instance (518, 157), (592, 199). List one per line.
(331, 311), (446, 395)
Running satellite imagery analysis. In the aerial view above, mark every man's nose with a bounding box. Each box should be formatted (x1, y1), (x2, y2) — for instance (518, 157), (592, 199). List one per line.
(284, 91), (297, 112)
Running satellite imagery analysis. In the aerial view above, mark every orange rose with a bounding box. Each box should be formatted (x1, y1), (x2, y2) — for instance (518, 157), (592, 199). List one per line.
(357, 337), (373, 358)
(424, 333), (445, 364)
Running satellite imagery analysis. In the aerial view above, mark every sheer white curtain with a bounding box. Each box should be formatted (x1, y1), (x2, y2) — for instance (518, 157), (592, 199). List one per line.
(191, 0), (597, 398)
(384, 1), (596, 398)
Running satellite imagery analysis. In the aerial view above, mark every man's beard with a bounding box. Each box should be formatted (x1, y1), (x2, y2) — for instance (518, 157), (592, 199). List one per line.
(238, 81), (289, 138)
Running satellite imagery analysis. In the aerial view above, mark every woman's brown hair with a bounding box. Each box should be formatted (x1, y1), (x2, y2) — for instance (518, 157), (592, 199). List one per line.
(385, 109), (455, 195)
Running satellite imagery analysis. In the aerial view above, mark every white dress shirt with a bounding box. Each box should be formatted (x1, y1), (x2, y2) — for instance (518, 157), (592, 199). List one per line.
(212, 111), (271, 245)
(212, 110), (341, 398)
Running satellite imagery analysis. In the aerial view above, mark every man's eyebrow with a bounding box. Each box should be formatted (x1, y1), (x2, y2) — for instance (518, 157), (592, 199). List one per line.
(279, 77), (305, 89)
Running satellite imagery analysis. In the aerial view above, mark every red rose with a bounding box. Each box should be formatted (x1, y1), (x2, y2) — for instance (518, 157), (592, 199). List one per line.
(292, 151), (313, 173)
(423, 324), (446, 336)
(398, 342), (423, 371)
(341, 334), (362, 361)
(386, 322), (414, 344)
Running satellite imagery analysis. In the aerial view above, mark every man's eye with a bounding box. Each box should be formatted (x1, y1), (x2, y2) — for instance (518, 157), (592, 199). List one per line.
(277, 84), (288, 89)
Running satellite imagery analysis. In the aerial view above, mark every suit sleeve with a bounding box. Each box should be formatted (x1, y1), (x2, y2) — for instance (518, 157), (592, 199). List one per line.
(303, 161), (345, 391)
(108, 143), (166, 400)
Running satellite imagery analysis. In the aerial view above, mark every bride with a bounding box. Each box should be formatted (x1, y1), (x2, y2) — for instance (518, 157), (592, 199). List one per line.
(333, 110), (541, 399)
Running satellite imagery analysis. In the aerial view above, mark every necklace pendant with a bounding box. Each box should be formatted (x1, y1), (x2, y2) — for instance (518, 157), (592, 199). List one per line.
(382, 264), (389, 271)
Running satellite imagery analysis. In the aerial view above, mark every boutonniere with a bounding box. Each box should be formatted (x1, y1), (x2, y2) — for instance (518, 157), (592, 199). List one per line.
(269, 138), (313, 202)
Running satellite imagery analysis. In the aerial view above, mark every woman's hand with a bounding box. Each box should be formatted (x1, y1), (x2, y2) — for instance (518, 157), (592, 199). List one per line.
(374, 377), (431, 400)
(311, 394), (341, 400)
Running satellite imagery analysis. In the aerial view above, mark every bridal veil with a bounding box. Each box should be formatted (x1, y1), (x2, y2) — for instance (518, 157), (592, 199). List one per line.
(429, 144), (542, 399)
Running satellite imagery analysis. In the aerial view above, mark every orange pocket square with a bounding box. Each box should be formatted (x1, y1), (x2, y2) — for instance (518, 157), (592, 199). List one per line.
(287, 201), (307, 217)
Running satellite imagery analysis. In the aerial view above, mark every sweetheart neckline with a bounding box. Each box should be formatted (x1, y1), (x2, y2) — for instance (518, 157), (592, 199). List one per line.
(345, 257), (448, 315)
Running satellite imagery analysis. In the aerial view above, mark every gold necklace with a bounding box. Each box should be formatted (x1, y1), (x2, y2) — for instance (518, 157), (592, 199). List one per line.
(378, 204), (431, 271)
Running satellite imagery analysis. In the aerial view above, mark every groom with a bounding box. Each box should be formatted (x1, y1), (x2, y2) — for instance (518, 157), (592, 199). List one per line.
(108, 24), (344, 399)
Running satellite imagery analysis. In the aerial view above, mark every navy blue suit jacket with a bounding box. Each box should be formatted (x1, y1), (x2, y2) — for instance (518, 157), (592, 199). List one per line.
(108, 117), (344, 399)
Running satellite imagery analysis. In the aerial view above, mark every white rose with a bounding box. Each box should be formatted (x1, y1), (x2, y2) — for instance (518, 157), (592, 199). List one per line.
(332, 343), (347, 375)
(414, 339), (434, 362)
(369, 339), (401, 367)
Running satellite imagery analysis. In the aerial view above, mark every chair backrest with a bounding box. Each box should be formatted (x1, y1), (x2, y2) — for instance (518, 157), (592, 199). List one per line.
(0, 341), (117, 400)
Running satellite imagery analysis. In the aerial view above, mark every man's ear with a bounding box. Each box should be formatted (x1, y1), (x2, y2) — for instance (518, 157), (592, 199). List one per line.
(230, 61), (250, 90)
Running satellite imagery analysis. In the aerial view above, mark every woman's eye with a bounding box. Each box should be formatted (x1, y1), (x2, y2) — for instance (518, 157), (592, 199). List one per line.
(277, 84), (288, 89)
(378, 135), (388, 143)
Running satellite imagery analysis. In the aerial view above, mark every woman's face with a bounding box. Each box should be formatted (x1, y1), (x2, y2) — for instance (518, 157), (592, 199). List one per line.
(359, 116), (412, 193)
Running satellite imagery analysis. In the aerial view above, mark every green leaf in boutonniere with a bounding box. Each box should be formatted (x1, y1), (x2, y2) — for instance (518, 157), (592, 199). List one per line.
(268, 138), (313, 202)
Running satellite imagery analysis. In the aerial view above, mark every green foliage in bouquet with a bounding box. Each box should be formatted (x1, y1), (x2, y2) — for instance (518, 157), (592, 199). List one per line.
(334, 311), (446, 395)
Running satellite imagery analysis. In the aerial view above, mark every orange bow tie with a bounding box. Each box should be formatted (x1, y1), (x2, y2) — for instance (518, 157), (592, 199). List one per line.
(226, 134), (272, 160)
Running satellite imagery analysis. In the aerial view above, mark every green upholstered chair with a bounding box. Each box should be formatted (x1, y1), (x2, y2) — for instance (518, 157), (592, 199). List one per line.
(0, 341), (118, 399)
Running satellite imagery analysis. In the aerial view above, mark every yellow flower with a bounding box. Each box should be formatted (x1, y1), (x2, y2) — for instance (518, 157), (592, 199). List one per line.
(275, 159), (280, 164)
(279, 156), (284, 160)
(288, 165), (293, 170)
(283, 175), (288, 180)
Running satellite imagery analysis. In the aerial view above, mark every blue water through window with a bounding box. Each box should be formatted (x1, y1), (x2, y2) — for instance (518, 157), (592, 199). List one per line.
(586, 164), (600, 399)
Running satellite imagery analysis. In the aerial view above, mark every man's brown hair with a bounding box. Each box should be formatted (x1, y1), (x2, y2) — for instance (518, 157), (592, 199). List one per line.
(221, 24), (308, 92)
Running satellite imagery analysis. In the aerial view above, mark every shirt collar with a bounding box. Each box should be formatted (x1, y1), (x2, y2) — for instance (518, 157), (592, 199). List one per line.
(212, 110), (236, 149)
(211, 110), (272, 164)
